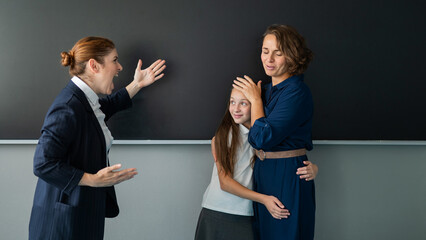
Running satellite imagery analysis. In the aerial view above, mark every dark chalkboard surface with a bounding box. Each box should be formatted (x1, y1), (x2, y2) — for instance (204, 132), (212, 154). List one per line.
(0, 0), (425, 140)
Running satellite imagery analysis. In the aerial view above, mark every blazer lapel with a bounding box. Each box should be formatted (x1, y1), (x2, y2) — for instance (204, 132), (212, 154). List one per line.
(66, 81), (107, 164)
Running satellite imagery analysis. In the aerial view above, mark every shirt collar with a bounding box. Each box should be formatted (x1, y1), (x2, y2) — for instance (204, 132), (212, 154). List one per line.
(272, 74), (304, 90)
(71, 76), (99, 106)
(239, 124), (249, 135)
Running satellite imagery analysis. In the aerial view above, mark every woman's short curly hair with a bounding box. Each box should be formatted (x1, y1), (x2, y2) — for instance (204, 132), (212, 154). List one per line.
(263, 24), (313, 75)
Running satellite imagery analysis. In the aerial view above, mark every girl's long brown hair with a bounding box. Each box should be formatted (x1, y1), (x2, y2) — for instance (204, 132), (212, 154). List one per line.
(214, 93), (241, 176)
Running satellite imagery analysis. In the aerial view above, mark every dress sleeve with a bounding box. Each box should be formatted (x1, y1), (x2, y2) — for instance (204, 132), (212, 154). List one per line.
(100, 88), (133, 121)
(33, 103), (84, 196)
(248, 85), (312, 150)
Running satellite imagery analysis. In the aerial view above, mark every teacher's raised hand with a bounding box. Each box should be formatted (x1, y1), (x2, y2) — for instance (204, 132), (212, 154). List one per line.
(126, 59), (166, 98)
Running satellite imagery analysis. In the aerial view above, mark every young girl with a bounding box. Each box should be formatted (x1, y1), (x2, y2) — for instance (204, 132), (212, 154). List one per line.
(194, 87), (317, 240)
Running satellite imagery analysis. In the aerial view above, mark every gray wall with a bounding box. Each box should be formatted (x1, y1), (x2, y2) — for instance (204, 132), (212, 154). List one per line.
(1, 143), (425, 239)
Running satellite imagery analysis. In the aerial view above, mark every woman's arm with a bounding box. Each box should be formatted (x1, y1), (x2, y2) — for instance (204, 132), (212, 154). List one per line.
(33, 103), (84, 195)
(100, 88), (133, 121)
(232, 75), (264, 127)
(211, 137), (290, 219)
(126, 59), (166, 98)
(236, 76), (312, 149)
(35, 102), (138, 191)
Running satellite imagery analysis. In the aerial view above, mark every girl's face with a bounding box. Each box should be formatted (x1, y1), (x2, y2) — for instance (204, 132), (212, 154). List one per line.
(93, 48), (123, 95)
(261, 34), (289, 82)
(229, 89), (251, 128)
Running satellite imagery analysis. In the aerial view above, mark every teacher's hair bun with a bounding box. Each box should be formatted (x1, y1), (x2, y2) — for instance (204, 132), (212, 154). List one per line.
(60, 51), (74, 67)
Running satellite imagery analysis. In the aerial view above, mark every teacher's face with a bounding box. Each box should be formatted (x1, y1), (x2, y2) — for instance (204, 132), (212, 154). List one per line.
(95, 48), (123, 95)
(261, 34), (287, 81)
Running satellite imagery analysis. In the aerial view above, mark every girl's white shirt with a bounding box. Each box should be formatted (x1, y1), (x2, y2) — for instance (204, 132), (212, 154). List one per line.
(201, 124), (254, 216)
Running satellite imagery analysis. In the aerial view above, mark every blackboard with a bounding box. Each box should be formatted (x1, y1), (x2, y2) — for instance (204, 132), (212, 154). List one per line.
(0, 0), (425, 140)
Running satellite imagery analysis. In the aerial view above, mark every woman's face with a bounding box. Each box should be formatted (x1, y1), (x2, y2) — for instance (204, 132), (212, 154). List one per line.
(94, 48), (123, 95)
(261, 34), (288, 81)
(229, 89), (251, 128)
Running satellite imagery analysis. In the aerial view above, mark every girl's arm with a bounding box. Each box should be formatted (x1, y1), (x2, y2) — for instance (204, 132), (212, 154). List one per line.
(211, 137), (290, 220)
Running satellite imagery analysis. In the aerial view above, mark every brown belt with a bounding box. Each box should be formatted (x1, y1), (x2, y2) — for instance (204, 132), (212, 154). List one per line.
(255, 148), (306, 161)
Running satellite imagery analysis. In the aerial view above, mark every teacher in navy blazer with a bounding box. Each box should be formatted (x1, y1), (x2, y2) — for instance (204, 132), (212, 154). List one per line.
(29, 36), (166, 240)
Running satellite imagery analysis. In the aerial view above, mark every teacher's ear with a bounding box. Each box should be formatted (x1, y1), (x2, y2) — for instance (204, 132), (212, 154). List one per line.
(87, 58), (100, 74)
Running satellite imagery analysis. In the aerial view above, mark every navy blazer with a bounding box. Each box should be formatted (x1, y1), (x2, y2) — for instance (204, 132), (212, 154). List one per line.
(29, 81), (132, 240)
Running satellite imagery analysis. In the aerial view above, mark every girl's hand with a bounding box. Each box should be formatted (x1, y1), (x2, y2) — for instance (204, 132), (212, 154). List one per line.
(296, 161), (318, 181)
(261, 195), (290, 219)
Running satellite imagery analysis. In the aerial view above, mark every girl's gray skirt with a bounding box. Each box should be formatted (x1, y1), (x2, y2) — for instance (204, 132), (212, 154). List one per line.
(194, 208), (255, 240)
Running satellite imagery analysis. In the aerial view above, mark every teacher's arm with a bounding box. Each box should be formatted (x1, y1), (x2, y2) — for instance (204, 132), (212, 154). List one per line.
(100, 59), (166, 120)
(34, 103), (137, 192)
(234, 75), (312, 150)
(233, 75), (265, 127)
(33, 103), (85, 195)
(248, 85), (312, 150)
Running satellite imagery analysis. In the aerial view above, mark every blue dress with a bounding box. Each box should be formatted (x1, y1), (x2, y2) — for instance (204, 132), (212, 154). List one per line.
(248, 74), (315, 240)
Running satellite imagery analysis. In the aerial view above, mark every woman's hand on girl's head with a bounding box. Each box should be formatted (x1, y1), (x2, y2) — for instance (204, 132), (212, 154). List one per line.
(232, 75), (262, 103)
(133, 59), (166, 88)
(261, 195), (290, 220)
(296, 161), (318, 181)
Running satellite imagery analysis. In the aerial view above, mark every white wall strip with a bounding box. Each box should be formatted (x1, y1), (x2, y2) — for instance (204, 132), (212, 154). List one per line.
(1, 139), (426, 145)
(0, 140), (38, 144)
(313, 140), (426, 145)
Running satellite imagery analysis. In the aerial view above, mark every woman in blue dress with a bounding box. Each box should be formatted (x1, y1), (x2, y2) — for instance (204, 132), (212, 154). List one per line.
(233, 24), (316, 240)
